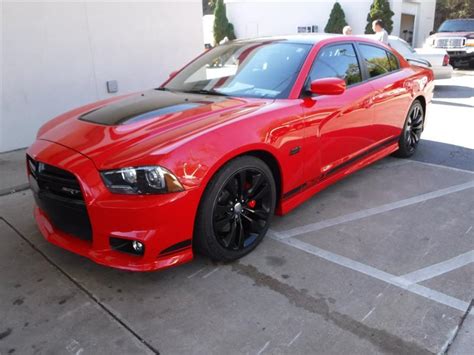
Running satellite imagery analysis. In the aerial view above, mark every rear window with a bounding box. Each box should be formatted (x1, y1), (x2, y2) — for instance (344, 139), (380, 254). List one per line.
(389, 38), (416, 56)
(359, 44), (397, 78)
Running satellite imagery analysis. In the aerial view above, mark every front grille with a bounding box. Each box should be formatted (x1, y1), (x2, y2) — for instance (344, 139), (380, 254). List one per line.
(435, 38), (465, 49)
(28, 155), (93, 240)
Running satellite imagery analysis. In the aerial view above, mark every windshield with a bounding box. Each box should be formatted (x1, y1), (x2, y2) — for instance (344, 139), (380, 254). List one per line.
(438, 19), (474, 32)
(164, 41), (311, 99)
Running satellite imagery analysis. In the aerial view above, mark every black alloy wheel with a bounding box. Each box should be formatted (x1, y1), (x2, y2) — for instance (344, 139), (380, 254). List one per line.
(213, 168), (272, 251)
(404, 103), (423, 152)
(394, 100), (424, 158)
(194, 156), (276, 261)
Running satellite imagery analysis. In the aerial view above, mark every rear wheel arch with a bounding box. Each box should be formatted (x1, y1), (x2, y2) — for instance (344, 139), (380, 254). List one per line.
(394, 99), (424, 158)
(414, 95), (426, 115)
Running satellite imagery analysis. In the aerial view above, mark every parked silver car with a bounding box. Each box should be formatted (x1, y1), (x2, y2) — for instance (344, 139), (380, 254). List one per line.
(388, 36), (453, 80)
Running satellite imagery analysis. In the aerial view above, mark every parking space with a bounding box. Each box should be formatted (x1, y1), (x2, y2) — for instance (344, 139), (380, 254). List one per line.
(1, 73), (473, 354)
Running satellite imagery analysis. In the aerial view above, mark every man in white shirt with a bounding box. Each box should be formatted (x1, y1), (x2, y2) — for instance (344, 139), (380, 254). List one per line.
(372, 19), (389, 45)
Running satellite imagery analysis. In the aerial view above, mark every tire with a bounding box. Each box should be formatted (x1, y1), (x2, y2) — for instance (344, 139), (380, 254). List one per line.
(194, 156), (276, 262)
(394, 100), (424, 158)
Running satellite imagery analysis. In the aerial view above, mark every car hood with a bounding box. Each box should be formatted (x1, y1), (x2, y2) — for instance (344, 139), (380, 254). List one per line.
(38, 89), (270, 169)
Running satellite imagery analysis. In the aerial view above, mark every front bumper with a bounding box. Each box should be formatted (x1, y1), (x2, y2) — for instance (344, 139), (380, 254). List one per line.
(446, 48), (474, 60)
(27, 139), (201, 271)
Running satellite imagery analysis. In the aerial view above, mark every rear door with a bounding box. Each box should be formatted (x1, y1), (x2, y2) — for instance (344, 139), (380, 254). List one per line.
(302, 43), (376, 181)
(357, 43), (412, 143)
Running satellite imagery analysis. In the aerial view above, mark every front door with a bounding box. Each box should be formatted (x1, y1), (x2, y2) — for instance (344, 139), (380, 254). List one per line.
(302, 43), (376, 181)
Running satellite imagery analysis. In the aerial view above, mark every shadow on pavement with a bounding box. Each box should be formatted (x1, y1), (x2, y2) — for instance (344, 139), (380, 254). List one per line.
(434, 85), (473, 99)
(431, 100), (473, 108)
(411, 139), (474, 172)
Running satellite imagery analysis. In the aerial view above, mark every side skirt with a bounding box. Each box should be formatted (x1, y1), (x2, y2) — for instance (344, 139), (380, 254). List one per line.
(276, 141), (399, 215)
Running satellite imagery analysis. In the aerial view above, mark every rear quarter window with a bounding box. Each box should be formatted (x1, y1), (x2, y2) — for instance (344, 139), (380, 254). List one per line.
(387, 51), (399, 71)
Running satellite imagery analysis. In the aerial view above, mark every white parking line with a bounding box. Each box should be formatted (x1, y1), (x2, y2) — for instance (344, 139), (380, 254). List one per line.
(408, 159), (474, 175)
(287, 331), (302, 347)
(275, 180), (474, 239)
(257, 341), (270, 355)
(187, 267), (206, 279)
(269, 234), (470, 312)
(401, 250), (474, 284)
(361, 307), (376, 322)
(202, 267), (220, 279)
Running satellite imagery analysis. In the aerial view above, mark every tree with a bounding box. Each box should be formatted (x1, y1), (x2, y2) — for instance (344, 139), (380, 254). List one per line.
(364, 0), (394, 34)
(324, 2), (348, 34)
(202, 0), (217, 15)
(434, 0), (474, 30)
(213, 0), (236, 45)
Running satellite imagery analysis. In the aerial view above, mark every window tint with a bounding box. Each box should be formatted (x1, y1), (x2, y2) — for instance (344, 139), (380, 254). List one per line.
(387, 51), (399, 71)
(359, 44), (392, 78)
(309, 44), (362, 86)
(165, 42), (311, 99)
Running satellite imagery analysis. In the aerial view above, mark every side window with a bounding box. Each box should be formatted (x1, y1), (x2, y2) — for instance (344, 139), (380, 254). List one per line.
(359, 44), (392, 78)
(387, 51), (399, 71)
(309, 44), (362, 86)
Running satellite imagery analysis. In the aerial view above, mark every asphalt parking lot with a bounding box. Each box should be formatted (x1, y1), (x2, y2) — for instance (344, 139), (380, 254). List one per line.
(1, 71), (473, 355)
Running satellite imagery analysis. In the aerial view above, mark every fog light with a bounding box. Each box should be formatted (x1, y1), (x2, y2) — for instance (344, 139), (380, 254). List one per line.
(132, 241), (144, 253)
(110, 237), (145, 256)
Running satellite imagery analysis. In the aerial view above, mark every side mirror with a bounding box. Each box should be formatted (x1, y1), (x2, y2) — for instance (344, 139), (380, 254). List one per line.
(429, 30), (435, 35)
(169, 70), (179, 79)
(310, 78), (346, 95)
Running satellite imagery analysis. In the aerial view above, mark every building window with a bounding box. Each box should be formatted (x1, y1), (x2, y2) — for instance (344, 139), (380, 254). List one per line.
(297, 25), (318, 33)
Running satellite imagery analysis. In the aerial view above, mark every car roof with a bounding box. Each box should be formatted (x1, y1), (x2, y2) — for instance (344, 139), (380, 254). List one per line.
(231, 34), (397, 49)
(232, 33), (343, 45)
(442, 18), (474, 21)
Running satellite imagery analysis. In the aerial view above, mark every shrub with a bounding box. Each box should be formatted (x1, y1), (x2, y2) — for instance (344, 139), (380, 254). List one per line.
(324, 2), (348, 34)
(364, 0), (394, 34)
(213, 0), (236, 44)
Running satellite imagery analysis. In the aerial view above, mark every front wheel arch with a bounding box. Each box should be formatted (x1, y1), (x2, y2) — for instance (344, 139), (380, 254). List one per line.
(198, 148), (283, 210)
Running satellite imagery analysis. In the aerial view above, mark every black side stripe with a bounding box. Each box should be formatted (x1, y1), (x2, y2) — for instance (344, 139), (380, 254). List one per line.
(320, 136), (399, 180)
(282, 136), (399, 200)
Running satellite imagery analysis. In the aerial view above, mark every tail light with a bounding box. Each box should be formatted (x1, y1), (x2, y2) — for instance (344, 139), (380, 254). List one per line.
(442, 54), (450, 66)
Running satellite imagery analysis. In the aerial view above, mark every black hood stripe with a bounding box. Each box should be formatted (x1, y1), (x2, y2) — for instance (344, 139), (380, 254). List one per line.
(79, 90), (226, 126)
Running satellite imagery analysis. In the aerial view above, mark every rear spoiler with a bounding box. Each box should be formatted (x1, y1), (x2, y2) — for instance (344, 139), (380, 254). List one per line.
(406, 57), (432, 67)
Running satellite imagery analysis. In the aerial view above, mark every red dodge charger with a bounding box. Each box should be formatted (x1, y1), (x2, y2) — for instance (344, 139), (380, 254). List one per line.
(27, 35), (434, 271)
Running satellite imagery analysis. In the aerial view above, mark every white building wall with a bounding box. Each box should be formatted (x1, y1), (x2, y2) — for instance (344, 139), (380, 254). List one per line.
(1, 0), (203, 152)
(225, 0), (435, 47)
(411, 0), (436, 47)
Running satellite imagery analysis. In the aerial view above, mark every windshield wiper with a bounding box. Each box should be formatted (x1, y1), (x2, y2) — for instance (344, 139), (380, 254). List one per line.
(182, 89), (229, 96)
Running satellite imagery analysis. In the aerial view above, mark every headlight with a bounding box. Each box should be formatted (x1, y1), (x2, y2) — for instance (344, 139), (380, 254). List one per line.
(466, 39), (474, 47)
(101, 166), (184, 194)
